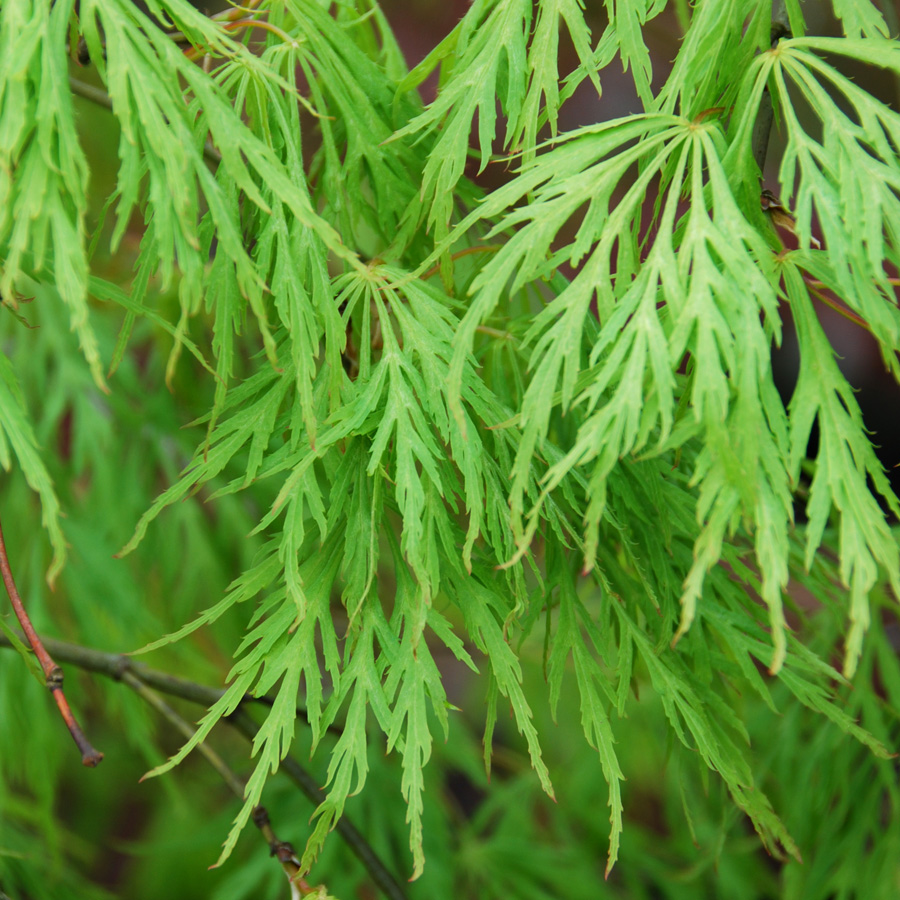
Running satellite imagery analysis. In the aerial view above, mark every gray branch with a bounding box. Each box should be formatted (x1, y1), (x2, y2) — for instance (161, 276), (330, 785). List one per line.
(0, 632), (407, 900)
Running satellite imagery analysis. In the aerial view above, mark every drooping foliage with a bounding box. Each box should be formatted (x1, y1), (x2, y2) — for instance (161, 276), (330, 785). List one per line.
(1, 1), (899, 898)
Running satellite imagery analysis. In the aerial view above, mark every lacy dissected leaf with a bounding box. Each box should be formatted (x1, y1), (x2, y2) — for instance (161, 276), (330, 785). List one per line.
(389, 0), (532, 240)
(282, 0), (423, 250)
(13, 0), (897, 890)
(301, 604), (390, 870)
(829, 0), (889, 37)
(720, 34), (900, 675)
(782, 263), (900, 675)
(603, 0), (668, 108)
(443, 111), (794, 667)
(773, 40), (900, 370)
(0, 0), (102, 387)
(655, 0), (772, 119)
(121, 251), (562, 874)
(77, 0), (359, 374)
(452, 572), (554, 800)
(141, 531), (343, 866)
(613, 602), (801, 862)
(730, 38), (900, 361)
(507, 0), (606, 158)
(0, 349), (66, 582)
(546, 549), (623, 874)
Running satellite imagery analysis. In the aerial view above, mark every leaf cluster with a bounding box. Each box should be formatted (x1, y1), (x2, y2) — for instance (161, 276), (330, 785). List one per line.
(1, 1), (899, 897)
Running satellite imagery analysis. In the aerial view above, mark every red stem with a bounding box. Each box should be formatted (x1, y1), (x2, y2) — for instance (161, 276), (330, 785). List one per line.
(0, 518), (102, 767)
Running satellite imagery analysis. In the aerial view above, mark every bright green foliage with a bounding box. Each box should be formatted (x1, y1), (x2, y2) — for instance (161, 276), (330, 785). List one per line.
(1, 1), (900, 898)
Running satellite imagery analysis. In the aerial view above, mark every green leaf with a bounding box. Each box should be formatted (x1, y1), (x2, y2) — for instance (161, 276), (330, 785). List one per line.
(0, 348), (66, 582)
(782, 261), (900, 676)
(546, 549), (623, 874)
(0, 0), (103, 388)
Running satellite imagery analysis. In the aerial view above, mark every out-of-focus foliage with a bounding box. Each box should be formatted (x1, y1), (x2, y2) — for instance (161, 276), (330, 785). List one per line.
(1, 1), (899, 898)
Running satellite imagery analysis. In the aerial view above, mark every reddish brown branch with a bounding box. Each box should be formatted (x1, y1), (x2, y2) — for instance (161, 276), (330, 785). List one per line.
(251, 805), (318, 895)
(420, 244), (501, 282)
(0, 518), (102, 767)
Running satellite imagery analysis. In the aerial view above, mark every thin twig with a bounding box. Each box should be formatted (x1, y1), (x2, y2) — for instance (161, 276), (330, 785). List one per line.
(252, 805), (319, 897)
(0, 631), (339, 735)
(122, 673), (321, 896)
(221, 17), (297, 46)
(0, 633), (407, 900)
(805, 281), (873, 334)
(210, 0), (266, 22)
(228, 709), (408, 900)
(420, 244), (501, 282)
(475, 325), (517, 341)
(68, 76), (113, 112)
(121, 671), (246, 797)
(805, 277), (900, 291)
(752, 2), (792, 176)
(0, 520), (102, 766)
